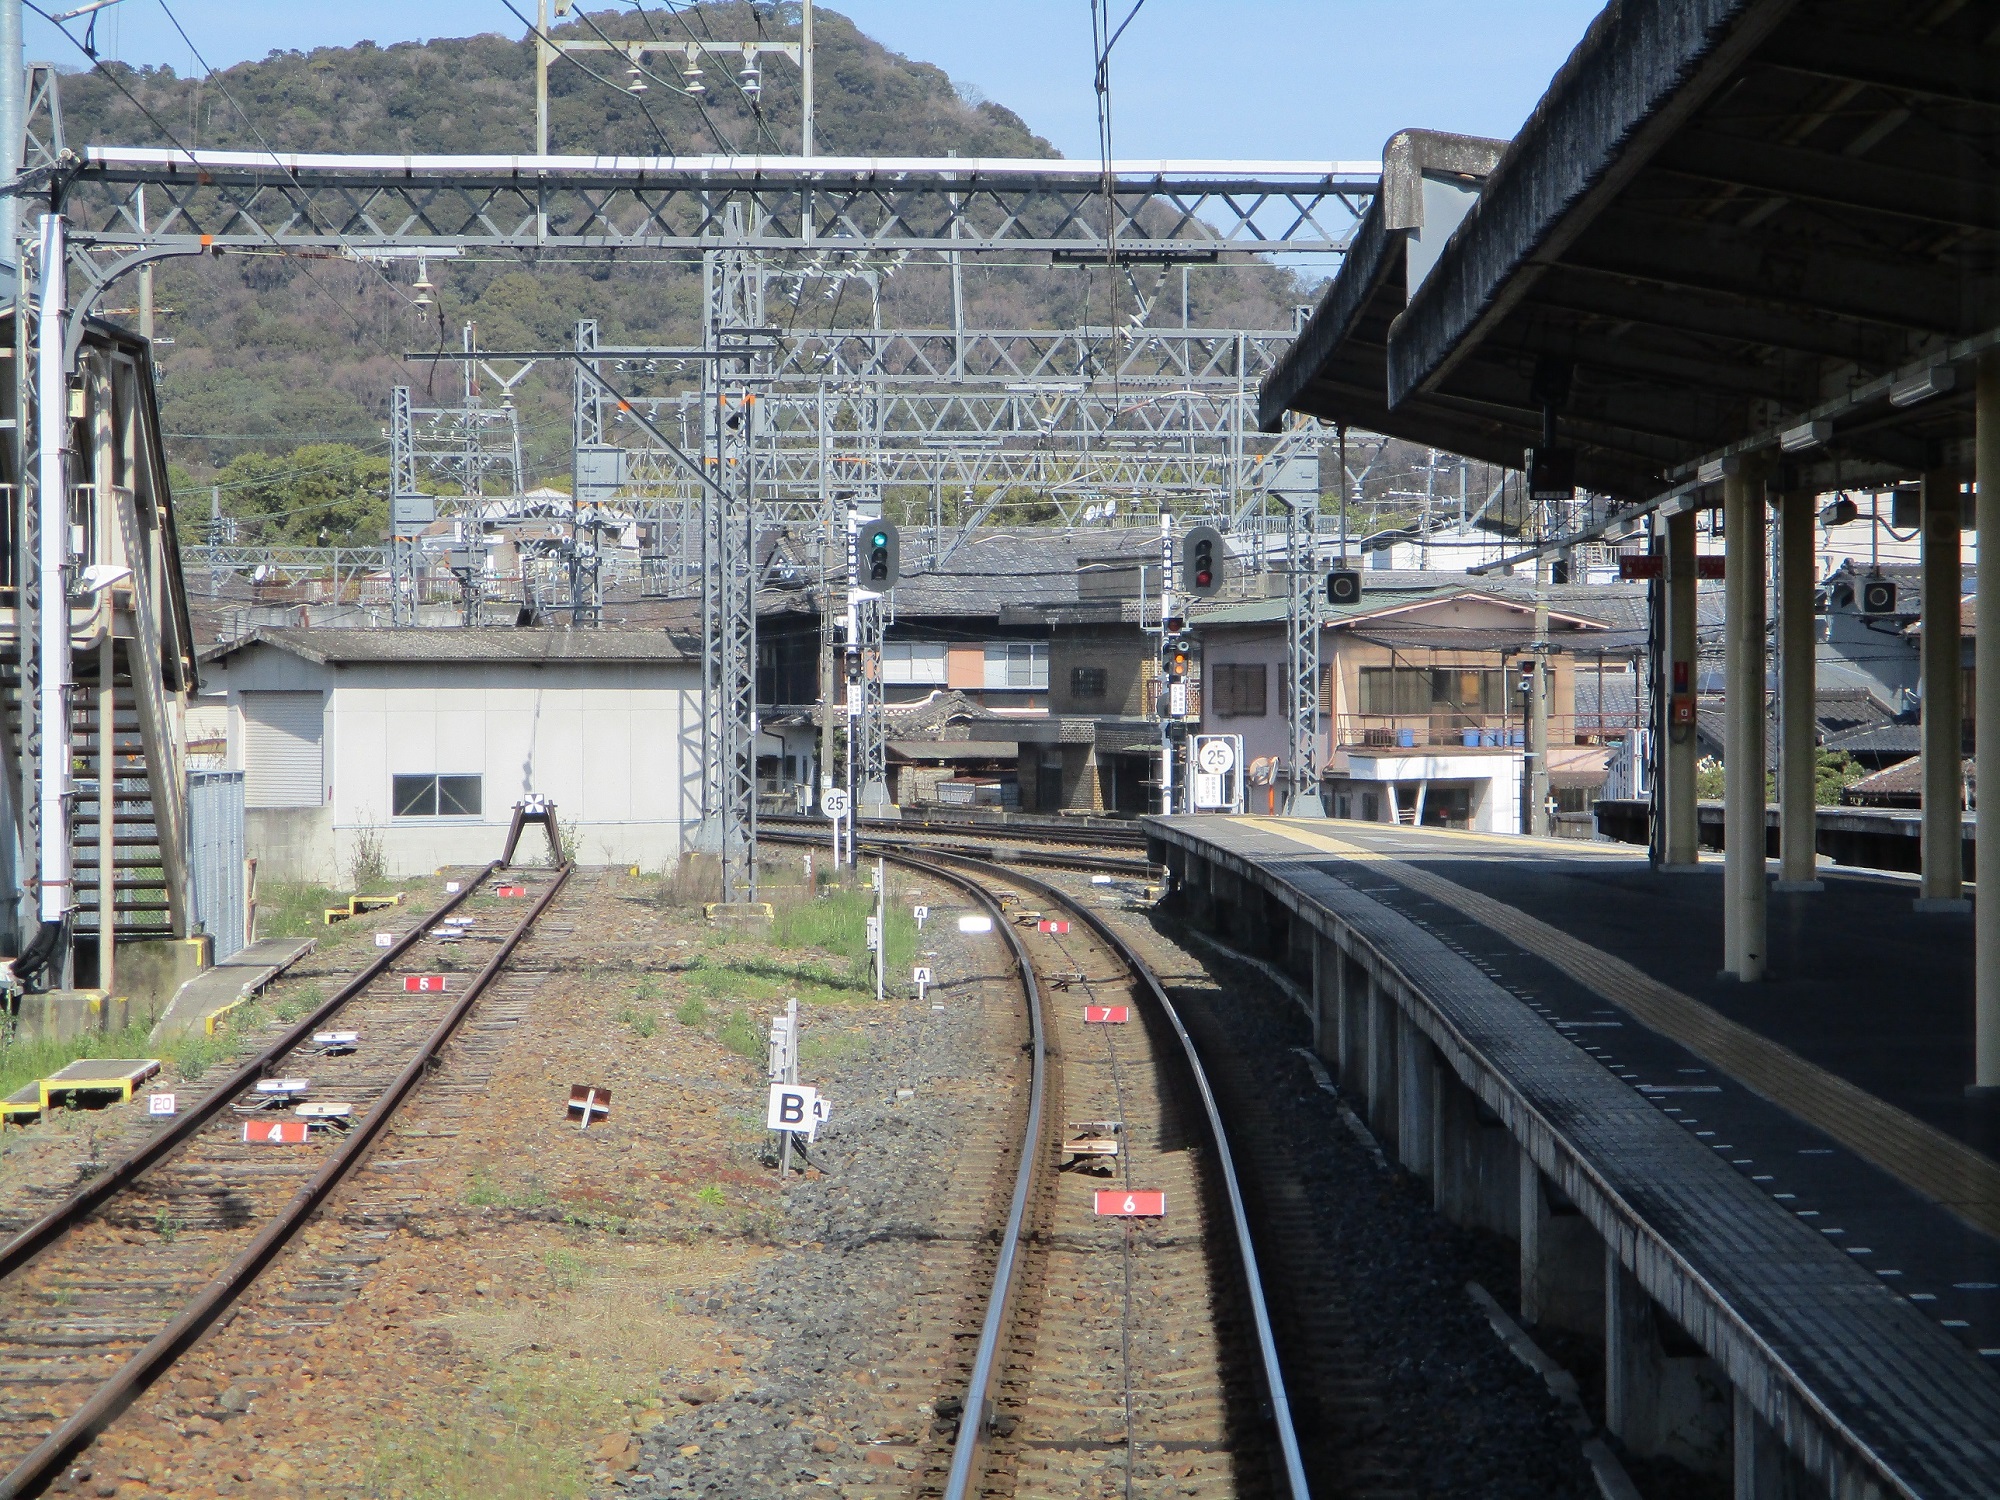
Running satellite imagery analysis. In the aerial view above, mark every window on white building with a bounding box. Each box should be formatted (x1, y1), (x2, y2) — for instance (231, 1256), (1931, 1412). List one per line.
(881, 641), (949, 685)
(983, 641), (1048, 690)
(392, 774), (483, 817)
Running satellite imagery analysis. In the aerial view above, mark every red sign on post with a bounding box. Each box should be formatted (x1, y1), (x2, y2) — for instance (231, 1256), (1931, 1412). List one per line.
(495, 885), (527, 897)
(244, 1120), (310, 1145)
(1094, 1190), (1165, 1218)
(1084, 1006), (1130, 1024)
(404, 975), (448, 993)
(1616, 554), (1662, 581)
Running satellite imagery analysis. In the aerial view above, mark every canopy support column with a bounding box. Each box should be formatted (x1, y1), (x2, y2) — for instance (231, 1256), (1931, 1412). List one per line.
(1918, 468), (1967, 913)
(1722, 466), (1767, 981)
(1776, 489), (1820, 891)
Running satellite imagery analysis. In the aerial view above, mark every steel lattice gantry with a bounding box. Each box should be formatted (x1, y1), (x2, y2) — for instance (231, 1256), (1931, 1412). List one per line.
(36, 147), (1375, 876)
(60, 151), (1377, 257)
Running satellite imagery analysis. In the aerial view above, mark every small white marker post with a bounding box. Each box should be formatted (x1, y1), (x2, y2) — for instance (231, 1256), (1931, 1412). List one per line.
(823, 788), (851, 873)
(875, 858), (887, 1004)
(914, 965), (933, 1004)
(913, 903), (929, 931)
(772, 995), (800, 1179)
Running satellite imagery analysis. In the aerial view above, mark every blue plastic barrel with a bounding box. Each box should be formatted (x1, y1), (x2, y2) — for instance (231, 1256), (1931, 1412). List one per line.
(1397, 727), (1416, 748)
(1463, 730), (1480, 747)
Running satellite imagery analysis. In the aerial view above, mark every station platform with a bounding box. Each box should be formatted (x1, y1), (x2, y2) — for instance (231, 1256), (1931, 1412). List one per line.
(150, 936), (317, 1040)
(1145, 813), (2000, 1497)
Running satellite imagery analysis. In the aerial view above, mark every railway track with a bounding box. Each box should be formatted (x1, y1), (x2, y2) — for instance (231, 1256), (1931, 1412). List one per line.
(0, 859), (569, 1496)
(778, 833), (1303, 1499)
(770, 810), (1146, 851)
(760, 814), (1156, 878)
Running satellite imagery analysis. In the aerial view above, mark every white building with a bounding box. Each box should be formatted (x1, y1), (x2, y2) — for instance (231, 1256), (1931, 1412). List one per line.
(199, 629), (701, 882)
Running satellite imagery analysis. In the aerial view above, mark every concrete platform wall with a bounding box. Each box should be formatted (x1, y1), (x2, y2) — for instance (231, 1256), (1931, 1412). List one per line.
(1159, 825), (1838, 1499)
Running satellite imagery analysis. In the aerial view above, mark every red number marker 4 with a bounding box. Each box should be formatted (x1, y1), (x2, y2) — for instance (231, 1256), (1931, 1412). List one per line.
(244, 1120), (309, 1145)
(1094, 1190), (1165, 1217)
(1083, 1005), (1129, 1024)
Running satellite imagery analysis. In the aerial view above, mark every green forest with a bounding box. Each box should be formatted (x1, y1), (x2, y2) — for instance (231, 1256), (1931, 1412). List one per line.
(46, 3), (1304, 540)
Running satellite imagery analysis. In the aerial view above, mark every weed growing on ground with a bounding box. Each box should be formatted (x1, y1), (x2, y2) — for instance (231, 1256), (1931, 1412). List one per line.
(153, 1207), (182, 1243)
(544, 1248), (587, 1291)
(0, 1019), (243, 1098)
(673, 996), (709, 1029)
(273, 983), (326, 1024)
(466, 1173), (551, 1211)
(254, 881), (349, 940)
(770, 882), (916, 983)
(616, 1005), (659, 1039)
(800, 1028), (867, 1065)
(715, 1008), (762, 1060)
(693, 1183), (726, 1209)
(350, 828), (388, 890)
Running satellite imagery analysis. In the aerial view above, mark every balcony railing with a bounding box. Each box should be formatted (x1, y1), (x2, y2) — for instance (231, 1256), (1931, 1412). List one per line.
(1334, 713), (1641, 750)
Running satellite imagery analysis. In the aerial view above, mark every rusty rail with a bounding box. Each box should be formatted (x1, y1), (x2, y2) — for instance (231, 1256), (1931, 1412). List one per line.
(0, 861), (569, 1497)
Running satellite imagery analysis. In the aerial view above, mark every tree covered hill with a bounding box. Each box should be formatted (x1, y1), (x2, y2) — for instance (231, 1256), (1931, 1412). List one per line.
(49, 4), (1299, 543)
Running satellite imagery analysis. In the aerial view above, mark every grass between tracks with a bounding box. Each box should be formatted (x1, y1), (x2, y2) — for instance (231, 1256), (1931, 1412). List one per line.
(617, 874), (919, 1063)
(367, 1240), (758, 1500)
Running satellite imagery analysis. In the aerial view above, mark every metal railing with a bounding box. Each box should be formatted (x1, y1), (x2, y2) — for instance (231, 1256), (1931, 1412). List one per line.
(1334, 712), (1641, 750)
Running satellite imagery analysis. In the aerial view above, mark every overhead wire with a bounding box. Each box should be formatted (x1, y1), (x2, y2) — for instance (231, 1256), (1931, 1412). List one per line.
(620, 0), (732, 148)
(138, 1), (448, 368)
(651, 0), (786, 142)
(497, 0), (675, 151)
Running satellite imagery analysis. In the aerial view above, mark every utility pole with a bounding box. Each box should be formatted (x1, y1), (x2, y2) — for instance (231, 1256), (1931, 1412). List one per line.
(1283, 480), (1324, 816)
(800, 0), (815, 158)
(32, 211), (71, 980)
(843, 503), (860, 857)
(1158, 511), (1175, 816)
(1530, 552), (1551, 837)
(0, 0), (20, 279)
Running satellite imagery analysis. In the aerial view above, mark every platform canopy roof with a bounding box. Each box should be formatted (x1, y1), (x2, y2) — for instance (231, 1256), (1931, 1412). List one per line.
(1262, 0), (2000, 505)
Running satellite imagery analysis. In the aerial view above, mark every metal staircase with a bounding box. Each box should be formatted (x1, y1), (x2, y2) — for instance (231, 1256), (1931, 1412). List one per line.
(1, 628), (187, 988)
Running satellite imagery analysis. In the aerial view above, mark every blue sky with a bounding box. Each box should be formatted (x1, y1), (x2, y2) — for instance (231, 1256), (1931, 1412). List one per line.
(31, 1), (1606, 159)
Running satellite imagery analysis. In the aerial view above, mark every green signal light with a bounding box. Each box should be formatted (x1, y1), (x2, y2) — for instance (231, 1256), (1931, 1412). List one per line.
(871, 531), (887, 547)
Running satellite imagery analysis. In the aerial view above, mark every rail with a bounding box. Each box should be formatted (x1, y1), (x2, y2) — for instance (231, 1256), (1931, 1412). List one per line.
(0, 857), (569, 1496)
(918, 849), (1310, 1500)
(770, 824), (1306, 1497)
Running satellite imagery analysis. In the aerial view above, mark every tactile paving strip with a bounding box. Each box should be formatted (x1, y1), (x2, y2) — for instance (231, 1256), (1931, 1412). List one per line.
(1153, 817), (2000, 1499)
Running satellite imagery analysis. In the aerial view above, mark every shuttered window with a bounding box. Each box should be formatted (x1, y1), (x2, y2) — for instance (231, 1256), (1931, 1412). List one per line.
(1210, 663), (1267, 718)
(241, 692), (324, 808)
